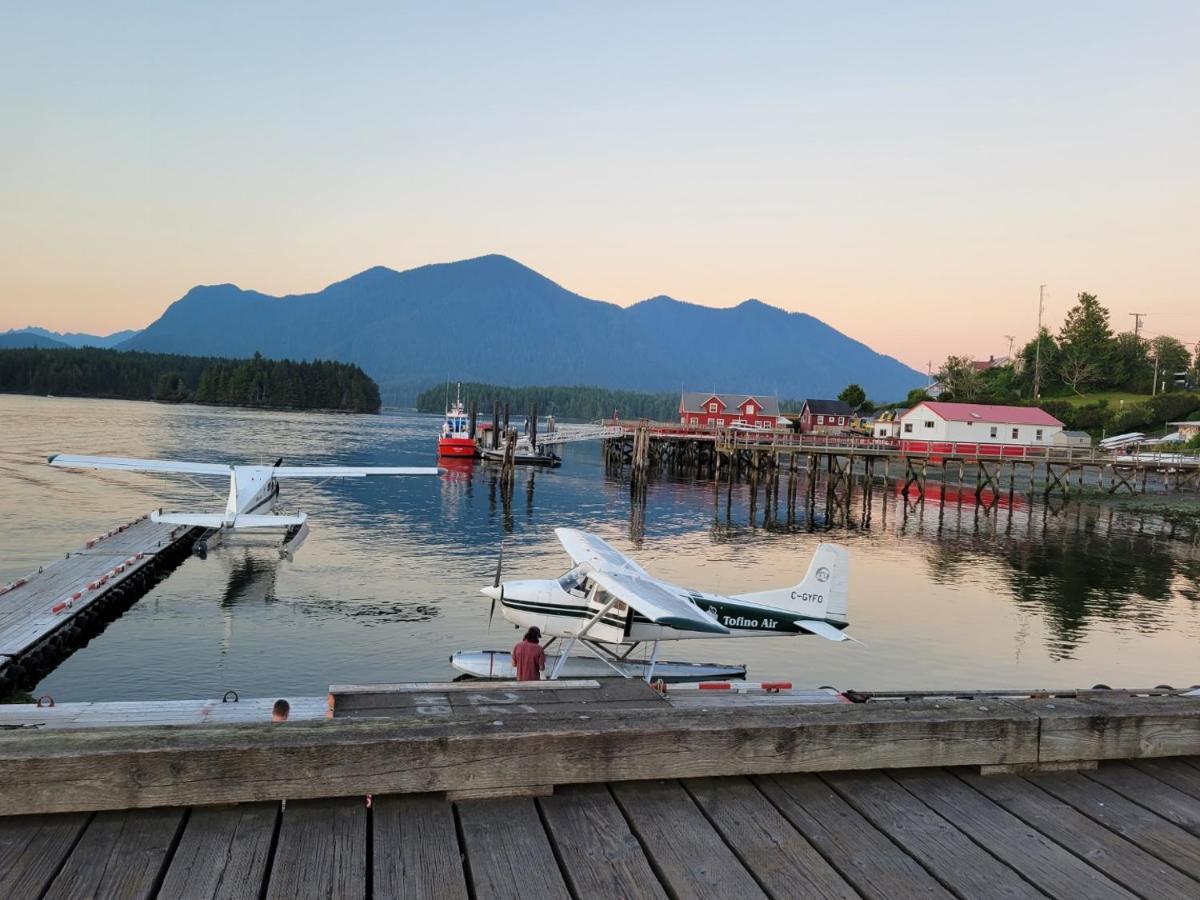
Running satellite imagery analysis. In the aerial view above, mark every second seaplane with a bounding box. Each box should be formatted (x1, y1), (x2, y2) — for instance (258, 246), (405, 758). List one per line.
(452, 528), (860, 682)
(48, 454), (440, 558)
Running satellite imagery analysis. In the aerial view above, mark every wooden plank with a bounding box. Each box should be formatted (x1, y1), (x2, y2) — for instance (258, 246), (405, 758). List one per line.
(538, 783), (667, 899)
(0, 812), (89, 898)
(1033, 696), (1200, 762)
(456, 797), (570, 900)
(265, 797), (367, 900)
(685, 777), (858, 899)
(373, 793), (468, 900)
(1086, 762), (1200, 836)
(611, 779), (767, 899)
(157, 803), (277, 899)
(1031, 772), (1200, 880)
(963, 770), (1200, 899)
(330, 680), (602, 695)
(1132, 757), (1200, 801)
(44, 807), (185, 900)
(822, 770), (1039, 897)
(0, 699), (1041, 815)
(753, 773), (951, 899)
(891, 768), (1133, 899)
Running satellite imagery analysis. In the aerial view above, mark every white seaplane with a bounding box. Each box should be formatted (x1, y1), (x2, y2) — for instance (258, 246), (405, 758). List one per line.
(452, 528), (859, 682)
(48, 454), (440, 558)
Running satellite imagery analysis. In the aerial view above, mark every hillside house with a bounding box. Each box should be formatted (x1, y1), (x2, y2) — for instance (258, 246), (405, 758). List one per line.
(897, 402), (1063, 453)
(679, 392), (780, 429)
(798, 399), (855, 434)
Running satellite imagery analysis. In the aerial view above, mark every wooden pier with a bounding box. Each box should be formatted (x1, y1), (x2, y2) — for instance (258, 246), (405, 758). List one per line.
(0, 516), (199, 696)
(0, 682), (1197, 897)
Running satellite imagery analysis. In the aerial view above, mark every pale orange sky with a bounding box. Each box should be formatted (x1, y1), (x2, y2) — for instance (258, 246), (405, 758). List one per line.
(2, 4), (1198, 371)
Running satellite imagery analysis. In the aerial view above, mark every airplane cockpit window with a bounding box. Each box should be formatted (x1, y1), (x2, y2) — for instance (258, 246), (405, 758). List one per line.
(558, 566), (589, 596)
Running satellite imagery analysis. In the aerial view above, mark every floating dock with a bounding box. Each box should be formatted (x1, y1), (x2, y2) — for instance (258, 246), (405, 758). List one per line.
(0, 681), (1197, 896)
(0, 515), (199, 695)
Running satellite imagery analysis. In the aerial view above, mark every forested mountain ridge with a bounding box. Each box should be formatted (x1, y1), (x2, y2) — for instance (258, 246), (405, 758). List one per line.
(0, 348), (380, 413)
(121, 255), (924, 401)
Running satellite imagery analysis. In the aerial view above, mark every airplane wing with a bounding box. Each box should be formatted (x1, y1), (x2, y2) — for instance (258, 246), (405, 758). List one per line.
(271, 466), (441, 478)
(150, 512), (308, 529)
(554, 528), (649, 576)
(589, 570), (729, 634)
(49, 454), (231, 477)
(795, 619), (865, 645)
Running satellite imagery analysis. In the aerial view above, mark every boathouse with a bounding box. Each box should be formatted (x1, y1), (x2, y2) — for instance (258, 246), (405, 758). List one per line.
(897, 401), (1064, 453)
(798, 399), (854, 434)
(678, 392), (780, 429)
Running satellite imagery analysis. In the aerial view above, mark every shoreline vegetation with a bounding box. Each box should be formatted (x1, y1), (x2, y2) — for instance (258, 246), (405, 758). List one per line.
(0, 347), (381, 414)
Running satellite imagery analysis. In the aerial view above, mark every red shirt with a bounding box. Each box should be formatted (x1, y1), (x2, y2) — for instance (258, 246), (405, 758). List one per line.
(512, 640), (546, 681)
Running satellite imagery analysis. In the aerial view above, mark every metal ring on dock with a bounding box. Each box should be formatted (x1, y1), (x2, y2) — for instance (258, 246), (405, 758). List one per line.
(222, 690), (239, 703)
(35, 695), (55, 708)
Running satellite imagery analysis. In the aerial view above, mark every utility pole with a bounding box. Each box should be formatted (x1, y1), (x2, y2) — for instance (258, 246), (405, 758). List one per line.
(1003, 334), (1015, 358)
(1128, 312), (1145, 337)
(1151, 354), (1159, 396)
(1032, 284), (1046, 400)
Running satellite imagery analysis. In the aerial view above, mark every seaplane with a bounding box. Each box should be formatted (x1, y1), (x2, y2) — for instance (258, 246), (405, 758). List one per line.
(452, 528), (860, 682)
(47, 454), (440, 558)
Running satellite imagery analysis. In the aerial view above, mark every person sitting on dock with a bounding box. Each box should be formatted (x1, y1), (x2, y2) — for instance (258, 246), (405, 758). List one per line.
(511, 627), (546, 681)
(272, 699), (290, 722)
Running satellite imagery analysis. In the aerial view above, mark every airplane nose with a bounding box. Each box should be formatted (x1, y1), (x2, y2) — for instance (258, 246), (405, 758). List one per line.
(480, 585), (501, 601)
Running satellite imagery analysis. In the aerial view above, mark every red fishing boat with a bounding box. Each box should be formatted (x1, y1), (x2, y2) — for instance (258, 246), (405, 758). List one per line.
(438, 388), (477, 458)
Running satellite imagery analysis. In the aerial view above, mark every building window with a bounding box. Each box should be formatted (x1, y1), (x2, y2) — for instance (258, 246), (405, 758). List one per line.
(690, 417), (698, 425)
(1035, 428), (1043, 440)
(745, 404), (754, 414)
(839, 417), (845, 425)
(706, 417), (715, 425)
(990, 426), (998, 438)
(1012, 428), (1019, 439)
(924, 420), (934, 429)
(816, 415), (824, 425)
(903, 423), (913, 433)
(708, 402), (718, 413)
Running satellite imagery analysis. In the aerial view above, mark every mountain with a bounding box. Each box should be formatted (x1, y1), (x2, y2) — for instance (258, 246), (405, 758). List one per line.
(121, 255), (924, 401)
(3, 327), (140, 348)
(0, 331), (71, 349)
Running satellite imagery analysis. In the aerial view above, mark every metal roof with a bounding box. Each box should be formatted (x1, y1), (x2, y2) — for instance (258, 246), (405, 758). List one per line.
(906, 401), (1063, 427)
(802, 399), (854, 416)
(680, 392), (781, 416)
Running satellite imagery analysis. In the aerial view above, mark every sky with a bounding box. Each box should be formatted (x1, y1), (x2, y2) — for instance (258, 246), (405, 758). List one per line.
(1, 2), (1198, 370)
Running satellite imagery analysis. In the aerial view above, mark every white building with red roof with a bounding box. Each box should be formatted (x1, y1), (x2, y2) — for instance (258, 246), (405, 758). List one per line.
(897, 401), (1064, 451)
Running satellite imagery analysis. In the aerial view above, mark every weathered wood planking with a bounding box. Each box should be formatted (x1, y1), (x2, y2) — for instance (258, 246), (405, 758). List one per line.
(372, 794), (469, 900)
(611, 779), (768, 899)
(685, 776), (858, 899)
(1085, 762), (1200, 836)
(0, 699), (1042, 815)
(43, 807), (185, 900)
(0, 812), (90, 898)
(753, 773), (953, 899)
(157, 803), (277, 899)
(0, 696), (329, 729)
(265, 797), (367, 900)
(823, 770), (1041, 898)
(1131, 757), (1200, 801)
(962, 770), (1200, 898)
(890, 768), (1135, 899)
(1035, 695), (1200, 762)
(538, 783), (668, 900)
(1029, 772), (1200, 881)
(456, 798), (571, 900)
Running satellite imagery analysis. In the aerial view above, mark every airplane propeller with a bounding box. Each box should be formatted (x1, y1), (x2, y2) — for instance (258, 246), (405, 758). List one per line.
(488, 547), (504, 630)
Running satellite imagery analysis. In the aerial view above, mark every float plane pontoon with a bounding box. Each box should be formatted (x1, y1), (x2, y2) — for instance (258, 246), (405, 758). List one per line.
(48, 454), (440, 559)
(452, 528), (859, 682)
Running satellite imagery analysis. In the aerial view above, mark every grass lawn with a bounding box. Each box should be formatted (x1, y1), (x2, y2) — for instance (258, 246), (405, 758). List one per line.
(1049, 391), (1151, 407)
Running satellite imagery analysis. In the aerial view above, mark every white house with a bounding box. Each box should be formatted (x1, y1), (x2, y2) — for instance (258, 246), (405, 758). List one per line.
(898, 401), (1064, 448)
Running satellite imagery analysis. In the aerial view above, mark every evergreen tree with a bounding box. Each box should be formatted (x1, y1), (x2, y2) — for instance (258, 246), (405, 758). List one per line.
(1058, 292), (1112, 386)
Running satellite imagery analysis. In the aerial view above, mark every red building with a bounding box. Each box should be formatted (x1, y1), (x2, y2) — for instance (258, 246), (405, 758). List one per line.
(798, 399), (855, 434)
(679, 392), (781, 429)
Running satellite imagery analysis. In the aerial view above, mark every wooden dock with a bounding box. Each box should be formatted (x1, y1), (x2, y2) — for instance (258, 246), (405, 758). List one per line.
(0, 683), (1198, 896)
(0, 516), (199, 695)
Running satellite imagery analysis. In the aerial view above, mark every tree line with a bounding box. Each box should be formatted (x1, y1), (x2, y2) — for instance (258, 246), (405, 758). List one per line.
(926, 291), (1200, 435)
(415, 382), (680, 420)
(0, 347), (381, 413)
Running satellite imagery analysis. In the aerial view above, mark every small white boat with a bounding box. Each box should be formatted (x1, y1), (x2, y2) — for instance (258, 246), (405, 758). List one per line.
(450, 649), (745, 682)
(479, 437), (561, 467)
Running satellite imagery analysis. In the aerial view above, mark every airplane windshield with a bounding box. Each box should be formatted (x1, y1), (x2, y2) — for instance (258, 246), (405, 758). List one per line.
(558, 566), (588, 596)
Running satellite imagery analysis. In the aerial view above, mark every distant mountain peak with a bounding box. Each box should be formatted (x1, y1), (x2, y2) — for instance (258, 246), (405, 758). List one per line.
(121, 255), (924, 401)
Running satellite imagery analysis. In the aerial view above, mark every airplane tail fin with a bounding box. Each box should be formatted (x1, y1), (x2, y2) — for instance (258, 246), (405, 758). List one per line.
(733, 543), (849, 624)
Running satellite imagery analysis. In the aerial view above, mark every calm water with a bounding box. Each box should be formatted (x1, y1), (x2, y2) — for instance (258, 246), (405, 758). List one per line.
(1, 394), (1198, 702)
